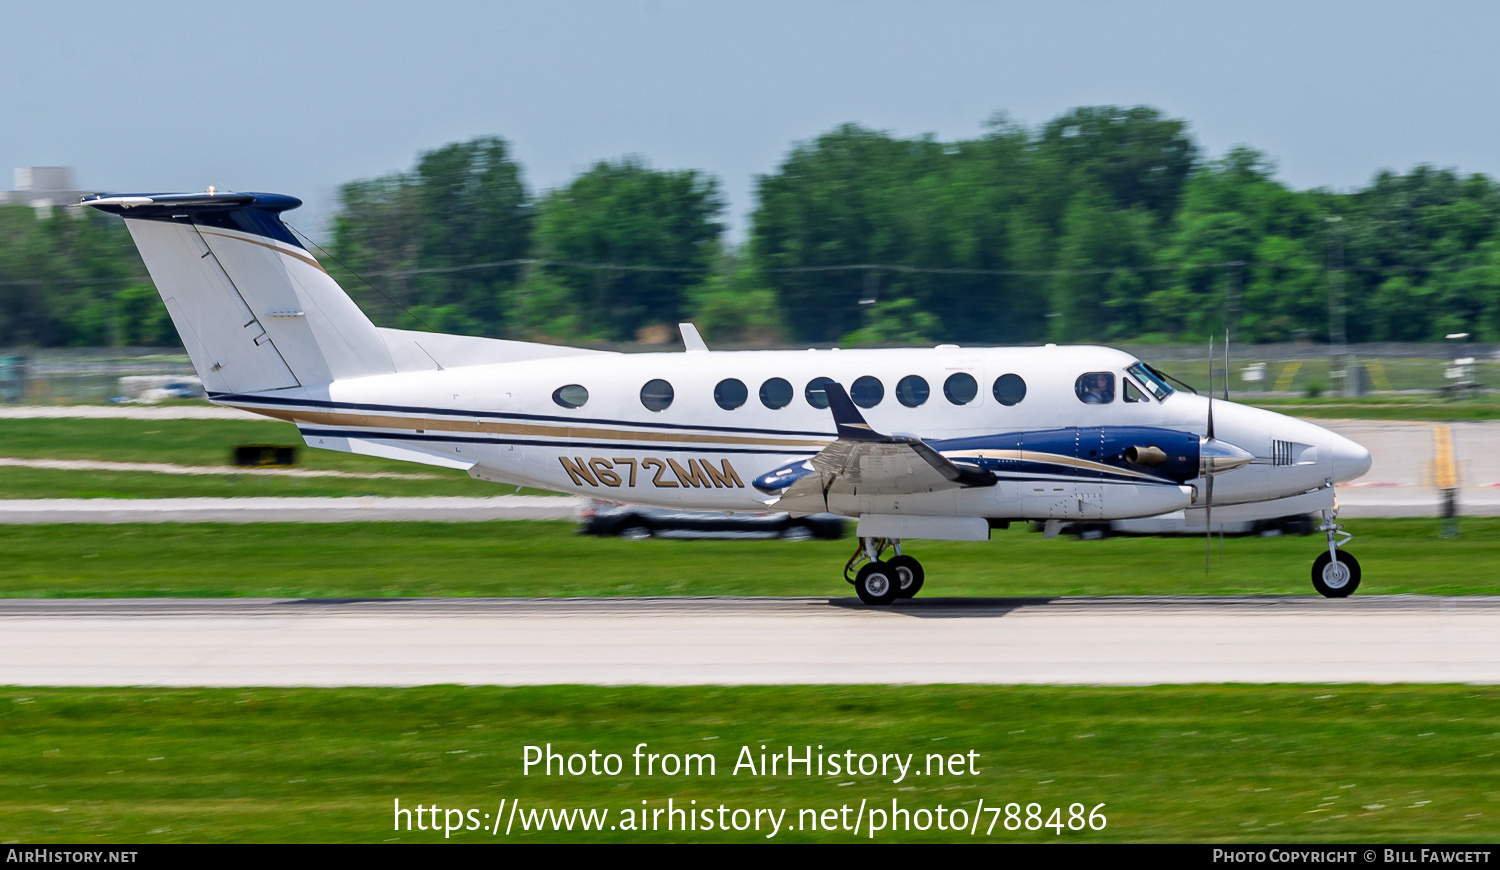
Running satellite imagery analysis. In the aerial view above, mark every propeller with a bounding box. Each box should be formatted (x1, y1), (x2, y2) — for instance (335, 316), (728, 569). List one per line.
(1220, 330), (1229, 554)
(1206, 336), (1214, 574)
(1205, 329), (1232, 573)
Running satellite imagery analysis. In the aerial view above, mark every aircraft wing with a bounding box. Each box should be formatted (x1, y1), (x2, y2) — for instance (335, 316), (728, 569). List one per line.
(759, 383), (995, 512)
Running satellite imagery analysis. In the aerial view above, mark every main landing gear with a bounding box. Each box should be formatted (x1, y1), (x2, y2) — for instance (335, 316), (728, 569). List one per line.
(845, 537), (924, 605)
(1312, 507), (1360, 598)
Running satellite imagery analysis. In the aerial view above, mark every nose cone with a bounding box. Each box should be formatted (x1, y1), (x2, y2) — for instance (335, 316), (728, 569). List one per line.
(1329, 433), (1373, 483)
(1200, 438), (1255, 474)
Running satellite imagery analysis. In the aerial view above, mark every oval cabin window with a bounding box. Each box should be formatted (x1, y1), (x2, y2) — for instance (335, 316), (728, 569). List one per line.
(714, 378), (748, 410)
(992, 373), (1027, 406)
(850, 376), (884, 408)
(943, 372), (978, 405)
(805, 376), (836, 409)
(760, 377), (793, 410)
(640, 379), (675, 412)
(895, 375), (929, 407)
(553, 384), (589, 409)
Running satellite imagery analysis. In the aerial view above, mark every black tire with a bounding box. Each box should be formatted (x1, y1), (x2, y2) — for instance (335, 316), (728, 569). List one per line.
(1311, 550), (1361, 598)
(854, 561), (900, 605)
(887, 555), (925, 599)
(620, 525), (652, 541)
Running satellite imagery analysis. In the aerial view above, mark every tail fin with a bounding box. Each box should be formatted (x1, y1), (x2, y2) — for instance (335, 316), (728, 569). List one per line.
(82, 192), (395, 393)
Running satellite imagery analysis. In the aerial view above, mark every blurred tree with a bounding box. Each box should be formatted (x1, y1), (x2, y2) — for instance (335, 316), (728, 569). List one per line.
(1049, 190), (1158, 341)
(1036, 106), (1198, 223)
(331, 136), (531, 335)
(841, 298), (941, 347)
(684, 245), (787, 346)
(526, 157), (723, 342)
(0, 205), (148, 347)
(113, 284), (177, 346)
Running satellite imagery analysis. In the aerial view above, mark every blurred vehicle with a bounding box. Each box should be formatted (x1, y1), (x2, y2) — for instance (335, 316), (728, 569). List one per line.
(0, 356), (25, 403)
(112, 375), (205, 403)
(1060, 513), (1315, 540)
(578, 499), (846, 540)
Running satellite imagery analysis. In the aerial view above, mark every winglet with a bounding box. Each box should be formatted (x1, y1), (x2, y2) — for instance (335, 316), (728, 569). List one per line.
(824, 382), (884, 442)
(679, 323), (709, 353)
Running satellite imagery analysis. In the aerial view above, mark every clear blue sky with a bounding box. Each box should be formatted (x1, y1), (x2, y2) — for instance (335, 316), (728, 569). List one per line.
(5, 1), (1499, 240)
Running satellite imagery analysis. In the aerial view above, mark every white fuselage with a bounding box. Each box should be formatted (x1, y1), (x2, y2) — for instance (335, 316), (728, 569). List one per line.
(219, 343), (1372, 525)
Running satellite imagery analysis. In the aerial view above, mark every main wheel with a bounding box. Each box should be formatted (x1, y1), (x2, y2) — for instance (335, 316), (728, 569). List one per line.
(887, 555), (925, 599)
(1311, 550), (1361, 598)
(854, 561), (900, 605)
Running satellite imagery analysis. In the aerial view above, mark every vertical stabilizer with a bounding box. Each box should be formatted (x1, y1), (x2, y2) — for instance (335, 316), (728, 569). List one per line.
(82, 192), (395, 393)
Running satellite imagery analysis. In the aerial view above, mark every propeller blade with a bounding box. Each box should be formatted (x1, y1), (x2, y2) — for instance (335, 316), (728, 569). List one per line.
(1207, 335), (1215, 440)
(1224, 329), (1230, 401)
(1204, 474), (1214, 575)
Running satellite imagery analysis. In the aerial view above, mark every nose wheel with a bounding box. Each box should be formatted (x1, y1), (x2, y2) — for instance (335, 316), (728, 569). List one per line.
(846, 537), (924, 605)
(1312, 507), (1360, 597)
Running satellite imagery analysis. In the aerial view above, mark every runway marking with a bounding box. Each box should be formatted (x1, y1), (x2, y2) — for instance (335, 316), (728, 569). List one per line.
(1273, 360), (1303, 393)
(1428, 424), (1459, 489)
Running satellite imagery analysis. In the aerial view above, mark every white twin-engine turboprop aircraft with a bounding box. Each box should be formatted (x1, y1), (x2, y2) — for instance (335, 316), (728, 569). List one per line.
(83, 191), (1373, 604)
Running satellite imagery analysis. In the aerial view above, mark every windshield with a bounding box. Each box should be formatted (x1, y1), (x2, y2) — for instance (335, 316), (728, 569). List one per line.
(1127, 362), (1174, 401)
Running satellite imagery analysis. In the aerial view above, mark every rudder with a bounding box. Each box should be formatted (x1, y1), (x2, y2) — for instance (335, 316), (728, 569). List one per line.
(82, 192), (395, 393)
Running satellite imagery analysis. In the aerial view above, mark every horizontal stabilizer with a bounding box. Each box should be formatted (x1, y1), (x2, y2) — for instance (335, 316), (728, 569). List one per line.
(299, 431), (475, 471)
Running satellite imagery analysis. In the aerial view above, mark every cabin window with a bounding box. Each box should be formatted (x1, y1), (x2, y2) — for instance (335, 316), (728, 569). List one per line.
(714, 378), (748, 410)
(640, 378), (675, 412)
(943, 372), (978, 405)
(851, 376), (884, 408)
(760, 377), (793, 409)
(895, 375), (929, 407)
(552, 384), (588, 409)
(1075, 372), (1115, 404)
(992, 373), (1027, 406)
(805, 376), (836, 409)
(1124, 378), (1148, 403)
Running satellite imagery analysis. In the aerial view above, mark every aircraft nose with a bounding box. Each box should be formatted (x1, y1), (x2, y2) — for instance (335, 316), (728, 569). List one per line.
(1329, 433), (1373, 483)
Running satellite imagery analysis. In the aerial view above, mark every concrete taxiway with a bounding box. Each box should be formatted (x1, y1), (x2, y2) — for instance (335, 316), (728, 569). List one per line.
(2, 596), (1495, 687)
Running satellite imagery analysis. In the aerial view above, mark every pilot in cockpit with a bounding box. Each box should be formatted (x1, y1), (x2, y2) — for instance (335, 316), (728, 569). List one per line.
(1077, 372), (1115, 404)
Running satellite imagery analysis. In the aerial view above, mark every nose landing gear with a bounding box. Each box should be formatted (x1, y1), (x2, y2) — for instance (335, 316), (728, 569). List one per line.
(1312, 507), (1360, 597)
(845, 537), (924, 605)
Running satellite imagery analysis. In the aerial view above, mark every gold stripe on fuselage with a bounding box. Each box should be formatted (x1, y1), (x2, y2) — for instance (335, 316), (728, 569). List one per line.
(238, 405), (834, 450)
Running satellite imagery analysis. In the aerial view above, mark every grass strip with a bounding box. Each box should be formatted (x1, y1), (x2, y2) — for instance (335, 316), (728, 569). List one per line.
(0, 518), (1496, 599)
(1, 685), (1495, 843)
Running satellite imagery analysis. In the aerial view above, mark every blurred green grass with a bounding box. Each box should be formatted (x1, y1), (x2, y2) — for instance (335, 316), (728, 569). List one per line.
(0, 467), (504, 499)
(2, 685), (1495, 843)
(1, 519), (1495, 599)
(0, 418), (556, 498)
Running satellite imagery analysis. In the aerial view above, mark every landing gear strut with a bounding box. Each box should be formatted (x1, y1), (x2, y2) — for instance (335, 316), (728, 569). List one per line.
(1312, 507), (1360, 598)
(845, 537), (924, 605)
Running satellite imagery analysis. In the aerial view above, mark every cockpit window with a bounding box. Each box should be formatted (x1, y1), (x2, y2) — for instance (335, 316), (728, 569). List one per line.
(1124, 378), (1147, 403)
(1127, 362), (1174, 401)
(1075, 372), (1115, 404)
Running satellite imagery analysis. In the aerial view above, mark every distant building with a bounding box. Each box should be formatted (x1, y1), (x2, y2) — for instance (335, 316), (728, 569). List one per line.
(0, 167), (89, 217)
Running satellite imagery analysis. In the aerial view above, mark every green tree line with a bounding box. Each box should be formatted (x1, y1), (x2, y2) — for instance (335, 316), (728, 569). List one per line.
(6, 105), (1500, 348)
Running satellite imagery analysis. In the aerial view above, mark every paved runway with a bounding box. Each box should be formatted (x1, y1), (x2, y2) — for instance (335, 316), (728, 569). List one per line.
(3, 596), (1495, 687)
